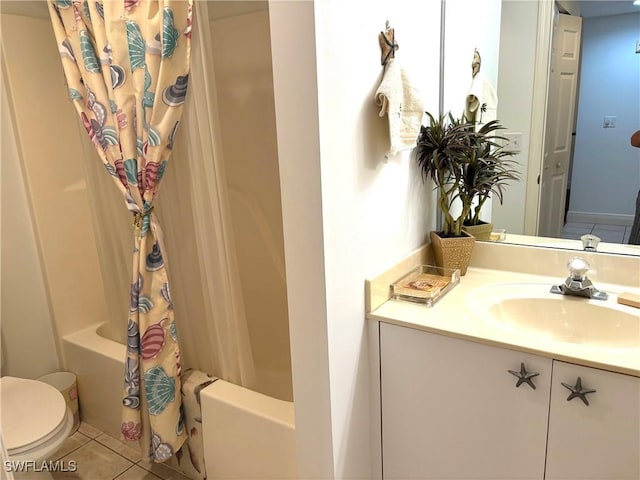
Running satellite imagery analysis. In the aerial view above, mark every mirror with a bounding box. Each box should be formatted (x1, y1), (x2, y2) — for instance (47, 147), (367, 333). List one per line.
(443, 0), (640, 256)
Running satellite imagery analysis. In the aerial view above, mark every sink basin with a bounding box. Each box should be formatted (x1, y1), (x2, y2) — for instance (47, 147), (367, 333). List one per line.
(469, 283), (640, 349)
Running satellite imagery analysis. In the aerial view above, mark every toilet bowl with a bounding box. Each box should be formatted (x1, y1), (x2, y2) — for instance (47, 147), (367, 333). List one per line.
(1, 376), (73, 465)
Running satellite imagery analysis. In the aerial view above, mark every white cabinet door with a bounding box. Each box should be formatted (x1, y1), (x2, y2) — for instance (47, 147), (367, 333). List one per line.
(546, 361), (640, 480)
(380, 322), (552, 480)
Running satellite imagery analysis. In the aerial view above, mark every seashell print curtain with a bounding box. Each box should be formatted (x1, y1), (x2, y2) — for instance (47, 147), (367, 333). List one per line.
(47, 0), (192, 462)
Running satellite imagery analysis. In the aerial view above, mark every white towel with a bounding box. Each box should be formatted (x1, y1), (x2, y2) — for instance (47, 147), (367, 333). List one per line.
(465, 73), (498, 127)
(375, 58), (425, 157)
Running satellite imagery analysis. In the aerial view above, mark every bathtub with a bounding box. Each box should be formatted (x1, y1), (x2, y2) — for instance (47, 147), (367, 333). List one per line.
(62, 323), (297, 479)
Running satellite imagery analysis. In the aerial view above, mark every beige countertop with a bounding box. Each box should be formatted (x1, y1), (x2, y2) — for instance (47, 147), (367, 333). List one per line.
(368, 266), (640, 378)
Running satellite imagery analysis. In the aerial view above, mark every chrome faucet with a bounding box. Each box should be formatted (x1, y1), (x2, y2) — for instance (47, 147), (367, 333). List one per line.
(580, 234), (600, 252)
(550, 256), (608, 300)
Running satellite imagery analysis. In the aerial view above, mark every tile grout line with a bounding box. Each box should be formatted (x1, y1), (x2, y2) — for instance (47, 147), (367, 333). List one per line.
(112, 463), (163, 480)
(53, 432), (92, 461)
(91, 435), (179, 480)
(111, 464), (137, 480)
(52, 423), (190, 480)
(94, 437), (141, 464)
(562, 222), (631, 244)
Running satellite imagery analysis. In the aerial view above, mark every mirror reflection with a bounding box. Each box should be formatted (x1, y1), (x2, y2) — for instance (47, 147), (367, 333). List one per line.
(443, 0), (640, 255)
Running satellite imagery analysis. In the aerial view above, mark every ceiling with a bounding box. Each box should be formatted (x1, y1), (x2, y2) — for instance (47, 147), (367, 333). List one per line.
(1, 0), (638, 20)
(577, 0), (640, 17)
(0, 0), (268, 20)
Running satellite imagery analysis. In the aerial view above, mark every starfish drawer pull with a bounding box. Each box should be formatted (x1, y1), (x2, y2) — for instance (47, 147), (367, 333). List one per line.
(508, 362), (540, 390)
(561, 376), (596, 406)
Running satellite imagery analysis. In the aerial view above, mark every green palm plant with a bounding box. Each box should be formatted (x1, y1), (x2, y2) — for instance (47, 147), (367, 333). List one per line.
(459, 120), (520, 226)
(414, 112), (519, 237)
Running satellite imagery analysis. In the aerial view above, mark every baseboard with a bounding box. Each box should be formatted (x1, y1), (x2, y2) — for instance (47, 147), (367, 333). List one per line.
(566, 211), (634, 226)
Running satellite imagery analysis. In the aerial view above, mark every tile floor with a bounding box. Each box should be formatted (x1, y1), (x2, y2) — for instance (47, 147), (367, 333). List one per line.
(561, 222), (632, 244)
(49, 422), (191, 480)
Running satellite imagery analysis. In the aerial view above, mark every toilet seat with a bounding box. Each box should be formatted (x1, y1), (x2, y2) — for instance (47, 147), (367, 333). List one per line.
(1, 376), (72, 461)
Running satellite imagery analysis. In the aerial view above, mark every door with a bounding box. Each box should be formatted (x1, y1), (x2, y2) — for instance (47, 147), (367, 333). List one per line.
(538, 13), (582, 237)
(380, 323), (552, 480)
(546, 361), (640, 479)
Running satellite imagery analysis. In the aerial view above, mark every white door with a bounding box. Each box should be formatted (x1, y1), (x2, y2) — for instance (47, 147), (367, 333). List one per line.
(546, 361), (640, 479)
(380, 323), (552, 480)
(538, 13), (582, 237)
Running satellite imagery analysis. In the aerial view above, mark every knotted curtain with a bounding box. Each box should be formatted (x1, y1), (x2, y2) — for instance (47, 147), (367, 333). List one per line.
(48, 0), (192, 461)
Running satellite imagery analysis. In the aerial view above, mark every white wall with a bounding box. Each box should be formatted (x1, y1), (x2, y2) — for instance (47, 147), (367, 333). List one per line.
(314, 1), (440, 476)
(443, 0), (503, 224)
(269, 2), (334, 478)
(271, 0), (440, 478)
(569, 12), (640, 222)
(443, 0), (502, 118)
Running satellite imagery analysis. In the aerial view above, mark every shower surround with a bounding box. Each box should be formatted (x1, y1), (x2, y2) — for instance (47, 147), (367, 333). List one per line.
(1, 2), (294, 477)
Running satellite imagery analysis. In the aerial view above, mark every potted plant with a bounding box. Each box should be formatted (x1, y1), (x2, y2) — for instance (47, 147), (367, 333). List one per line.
(459, 120), (520, 240)
(414, 112), (476, 275)
(414, 112), (519, 274)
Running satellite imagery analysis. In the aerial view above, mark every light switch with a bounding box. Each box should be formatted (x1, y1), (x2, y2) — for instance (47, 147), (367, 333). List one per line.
(503, 132), (523, 150)
(636, 39), (640, 54)
(603, 116), (616, 128)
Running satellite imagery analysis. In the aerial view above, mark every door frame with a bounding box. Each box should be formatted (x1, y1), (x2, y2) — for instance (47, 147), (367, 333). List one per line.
(523, 0), (555, 235)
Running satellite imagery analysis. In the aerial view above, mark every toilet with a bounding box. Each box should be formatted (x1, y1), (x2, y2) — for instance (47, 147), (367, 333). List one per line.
(1, 376), (73, 471)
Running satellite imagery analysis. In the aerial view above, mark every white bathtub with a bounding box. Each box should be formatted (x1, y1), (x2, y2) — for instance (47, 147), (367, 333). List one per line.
(62, 323), (297, 479)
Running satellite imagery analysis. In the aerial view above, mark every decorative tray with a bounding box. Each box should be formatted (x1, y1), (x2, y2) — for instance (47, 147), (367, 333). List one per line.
(390, 265), (460, 306)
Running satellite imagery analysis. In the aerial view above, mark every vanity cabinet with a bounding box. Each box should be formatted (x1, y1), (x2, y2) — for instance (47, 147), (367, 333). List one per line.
(545, 361), (640, 480)
(380, 322), (640, 480)
(380, 322), (552, 480)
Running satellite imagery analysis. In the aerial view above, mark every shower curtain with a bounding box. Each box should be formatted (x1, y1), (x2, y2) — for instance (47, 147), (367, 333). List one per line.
(72, 0), (257, 386)
(48, 0), (192, 461)
(50, 0), (257, 446)
(153, 1), (256, 389)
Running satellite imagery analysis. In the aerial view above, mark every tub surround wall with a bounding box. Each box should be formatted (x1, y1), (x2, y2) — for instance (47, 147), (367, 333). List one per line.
(210, 9), (292, 402)
(1, 76), (59, 379)
(63, 325), (125, 440)
(1, 14), (110, 346)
